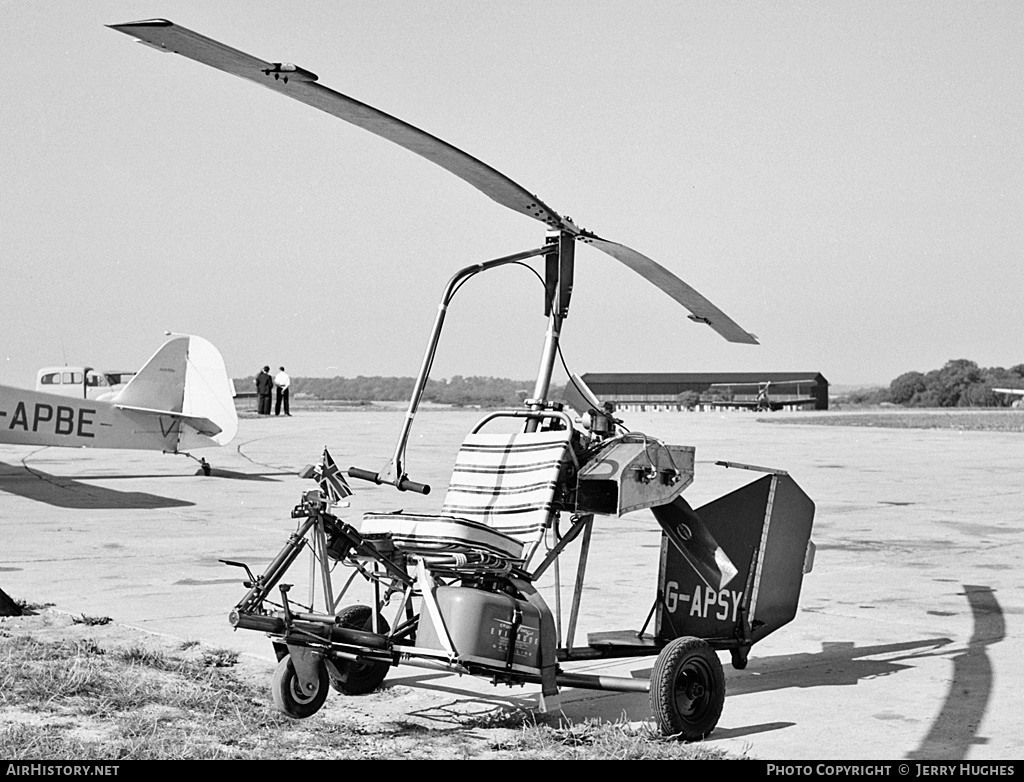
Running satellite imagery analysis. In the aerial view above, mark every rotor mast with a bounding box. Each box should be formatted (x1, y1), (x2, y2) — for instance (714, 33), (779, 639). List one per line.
(525, 231), (575, 431)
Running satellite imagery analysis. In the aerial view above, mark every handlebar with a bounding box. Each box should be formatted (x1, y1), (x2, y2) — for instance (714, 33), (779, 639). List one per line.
(347, 467), (380, 484)
(347, 466), (431, 495)
(396, 477), (430, 494)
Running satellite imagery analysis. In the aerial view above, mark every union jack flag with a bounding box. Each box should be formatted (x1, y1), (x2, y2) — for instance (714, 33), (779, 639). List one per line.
(319, 447), (352, 504)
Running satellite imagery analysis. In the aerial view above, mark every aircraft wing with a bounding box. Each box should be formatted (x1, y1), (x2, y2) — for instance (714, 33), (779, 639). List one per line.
(108, 19), (758, 345)
(114, 405), (223, 438)
(702, 397), (817, 410)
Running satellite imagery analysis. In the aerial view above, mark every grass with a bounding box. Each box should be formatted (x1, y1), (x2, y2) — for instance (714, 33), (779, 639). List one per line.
(0, 632), (331, 759)
(0, 622), (739, 760)
(494, 719), (735, 759)
(474, 709), (735, 759)
(199, 648), (240, 668)
(72, 615), (113, 626)
(762, 409), (1024, 433)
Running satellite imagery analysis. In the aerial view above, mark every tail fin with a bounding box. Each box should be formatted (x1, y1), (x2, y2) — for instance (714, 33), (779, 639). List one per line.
(657, 472), (815, 646)
(113, 335), (238, 448)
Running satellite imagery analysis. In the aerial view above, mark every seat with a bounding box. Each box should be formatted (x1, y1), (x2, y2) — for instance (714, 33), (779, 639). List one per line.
(360, 427), (571, 569)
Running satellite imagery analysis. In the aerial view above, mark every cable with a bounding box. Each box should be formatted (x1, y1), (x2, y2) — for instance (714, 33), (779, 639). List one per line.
(449, 258), (633, 440)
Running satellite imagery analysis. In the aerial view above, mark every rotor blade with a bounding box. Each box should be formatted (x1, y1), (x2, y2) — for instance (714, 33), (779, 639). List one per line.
(580, 234), (759, 344)
(107, 19), (567, 231)
(109, 19), (757, 344)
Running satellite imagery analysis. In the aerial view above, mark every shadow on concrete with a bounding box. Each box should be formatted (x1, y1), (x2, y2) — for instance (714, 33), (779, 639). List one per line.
(382, 634), (957, 734)
(59, 469), (290, 482)
(709, 721), (796, 740)
(376, 672), (541, 727)
(906, 584), (1005, 761)
(404, 695), (540, 727)
(206, 468), (290, 481)
(384, 672), (530, 710)
(309, 592), (998, 749)
(542, 636), (957, 731)
(721, 636), (955, 697)
(0, 461), (194, 509)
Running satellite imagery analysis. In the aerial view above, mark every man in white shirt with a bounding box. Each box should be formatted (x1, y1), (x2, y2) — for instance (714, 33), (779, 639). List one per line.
(274, 367), (291, 416)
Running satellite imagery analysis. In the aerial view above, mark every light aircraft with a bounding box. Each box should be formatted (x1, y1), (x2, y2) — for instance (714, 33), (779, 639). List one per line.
(0, 334), (238, 475)
(110, 20), (815, 740)
(710, 381), (817, 412)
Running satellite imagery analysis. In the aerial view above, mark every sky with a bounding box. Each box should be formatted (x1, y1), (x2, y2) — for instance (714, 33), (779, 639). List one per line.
(1, 1), (1021, 390)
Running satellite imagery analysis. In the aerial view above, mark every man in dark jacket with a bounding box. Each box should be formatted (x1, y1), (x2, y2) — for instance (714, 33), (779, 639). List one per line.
(255, 366), (274, 415)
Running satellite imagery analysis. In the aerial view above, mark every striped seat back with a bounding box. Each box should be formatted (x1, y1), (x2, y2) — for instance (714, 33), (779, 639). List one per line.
(441, 429), (570, 564)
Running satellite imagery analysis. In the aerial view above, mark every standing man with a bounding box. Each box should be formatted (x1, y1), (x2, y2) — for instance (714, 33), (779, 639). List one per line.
(255, 366), (274, 416)
(274, 366), (291, 416)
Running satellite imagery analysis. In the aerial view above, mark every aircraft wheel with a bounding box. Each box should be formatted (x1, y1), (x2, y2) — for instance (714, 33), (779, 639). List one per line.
(328, 605), (391, 695)
(271, 654), (329, 718)
(650, 636), (725, 740)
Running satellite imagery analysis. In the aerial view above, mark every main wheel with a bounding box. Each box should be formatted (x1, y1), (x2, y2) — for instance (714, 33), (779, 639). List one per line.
(328, 604), (391, 695)
(650, 636), (725, 740)
(271, 654), (329, 718)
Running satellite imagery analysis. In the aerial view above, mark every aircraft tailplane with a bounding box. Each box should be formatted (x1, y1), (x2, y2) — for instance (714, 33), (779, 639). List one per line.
(113, 405), (224, 438)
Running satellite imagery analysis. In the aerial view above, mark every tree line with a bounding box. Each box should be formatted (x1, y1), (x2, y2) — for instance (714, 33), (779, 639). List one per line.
(239, 375), (556, 407)
(848, 359), (1024, 407)
(241, 359), (1024, 409)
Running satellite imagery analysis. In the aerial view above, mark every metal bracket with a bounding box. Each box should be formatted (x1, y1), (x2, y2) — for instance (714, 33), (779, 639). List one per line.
(285, 644), (323, 695)
(715, 460), (789, 476)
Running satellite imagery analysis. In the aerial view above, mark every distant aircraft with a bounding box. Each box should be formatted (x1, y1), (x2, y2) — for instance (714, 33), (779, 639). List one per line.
(993, 388), (1024, 408)
(0, 335), (238, 474)
(713, 381), (817, 412)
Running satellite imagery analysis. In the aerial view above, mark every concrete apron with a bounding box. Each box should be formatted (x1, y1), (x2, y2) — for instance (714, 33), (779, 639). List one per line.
(1, 409), (1021, 760)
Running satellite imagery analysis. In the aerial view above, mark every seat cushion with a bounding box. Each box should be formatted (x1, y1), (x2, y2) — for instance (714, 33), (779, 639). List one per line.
(360, 512), (525, 561)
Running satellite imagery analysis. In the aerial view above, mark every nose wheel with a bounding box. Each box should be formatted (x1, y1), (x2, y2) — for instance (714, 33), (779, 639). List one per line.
(649, 636), (725, 740)
(272, 653), (329, 718)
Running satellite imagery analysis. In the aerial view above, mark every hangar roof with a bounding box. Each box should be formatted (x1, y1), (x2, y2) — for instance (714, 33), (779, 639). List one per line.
(581, 372), (828, 385)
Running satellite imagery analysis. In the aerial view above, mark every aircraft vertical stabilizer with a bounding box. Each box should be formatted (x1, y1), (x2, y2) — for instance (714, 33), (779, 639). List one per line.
(114, 337), (189, 412)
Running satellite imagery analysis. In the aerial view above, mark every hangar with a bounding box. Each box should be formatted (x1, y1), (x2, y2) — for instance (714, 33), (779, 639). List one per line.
(579, 372), (829, 412)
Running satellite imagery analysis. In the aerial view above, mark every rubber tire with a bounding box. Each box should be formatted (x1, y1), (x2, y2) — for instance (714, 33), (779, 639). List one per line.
(271, 654), (329, 718)
(650, 636), (725, 740)
(328, 605), (391, 695)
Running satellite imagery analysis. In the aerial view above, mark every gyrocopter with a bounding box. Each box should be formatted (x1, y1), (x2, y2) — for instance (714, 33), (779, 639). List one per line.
(110, 19), (816, 740)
